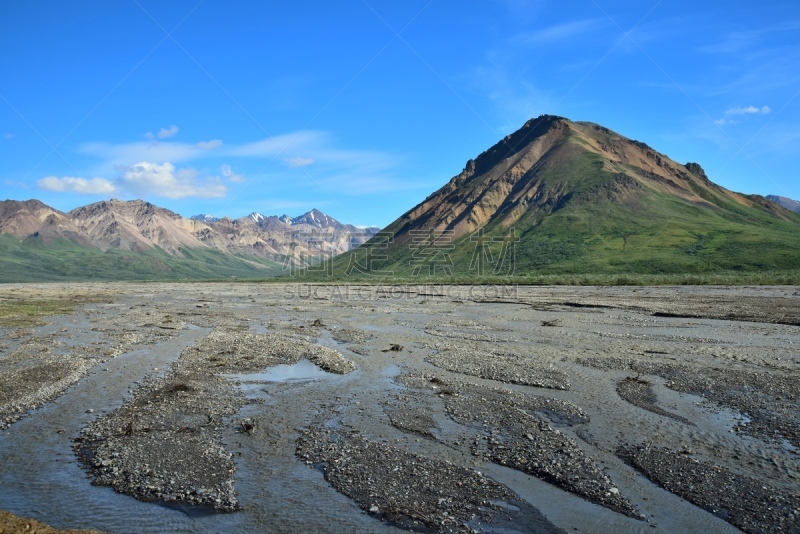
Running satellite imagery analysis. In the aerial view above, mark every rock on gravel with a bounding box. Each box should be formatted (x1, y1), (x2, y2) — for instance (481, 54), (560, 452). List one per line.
(618, 445), (800, 533)
(328, 327), (371, 345)
(400, 374), (640, 519)
(616, 377), (693, 425)
(74, 371), (245, 511)
(426, 343), (570, 390)
(296, 426), (566, 533)
(383, 394), (439, 439)
(189, 330), (356, 375)
(580, 357), (800, 447)
(0, 338), (97, 430)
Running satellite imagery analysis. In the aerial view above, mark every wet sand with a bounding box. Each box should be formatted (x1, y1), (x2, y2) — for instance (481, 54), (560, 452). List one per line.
(0, 283), (798, 533)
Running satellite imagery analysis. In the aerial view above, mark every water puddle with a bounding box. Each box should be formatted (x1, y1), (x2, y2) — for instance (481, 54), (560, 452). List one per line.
(649, 379), (753, 433)
(708, 409), (751, 431)
(381, 364), (401, 377)
(249, 323), (268, 335)
(226, 359), (333, 385)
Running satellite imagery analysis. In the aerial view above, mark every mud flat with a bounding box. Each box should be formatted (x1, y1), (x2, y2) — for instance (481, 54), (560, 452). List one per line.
(0, 283), (798, 533)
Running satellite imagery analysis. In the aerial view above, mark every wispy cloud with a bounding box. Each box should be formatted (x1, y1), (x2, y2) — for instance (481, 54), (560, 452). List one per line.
(220, 164), (244, 183)
(37, 176), (116, 195)
(699, 22), (800, 57)
(714, 105), (771, 124)
(144, 124), (179, 140)
(79, 140), (210, 166)
(726, 105), (771, 116)
(229, 131), (321, 157)
(285, 156), (315, 168)
(157, 125), (179, 139)
(314, 173), (428, 195)
(228, 131), (409, 195)
(512, 18), (605, 45)
(698, 19), (800, 97)
(196, 139), (223, 150)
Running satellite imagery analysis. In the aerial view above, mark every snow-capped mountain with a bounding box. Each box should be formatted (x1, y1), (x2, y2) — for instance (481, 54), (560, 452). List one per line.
(249, 212), (266, 223)
(290, 208), (343, 229)
(190, 214), (220, 223)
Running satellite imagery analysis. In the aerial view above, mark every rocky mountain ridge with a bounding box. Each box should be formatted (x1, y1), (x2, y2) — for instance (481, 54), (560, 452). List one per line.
(766, 195), (800, 213)
(0, 199), (378, 262)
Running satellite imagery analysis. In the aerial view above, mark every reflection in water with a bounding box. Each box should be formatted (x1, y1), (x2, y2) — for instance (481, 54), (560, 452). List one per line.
(226, 359), (332, 383)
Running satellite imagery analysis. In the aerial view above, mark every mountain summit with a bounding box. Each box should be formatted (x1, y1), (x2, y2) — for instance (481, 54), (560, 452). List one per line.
(339, 115), (800, 276)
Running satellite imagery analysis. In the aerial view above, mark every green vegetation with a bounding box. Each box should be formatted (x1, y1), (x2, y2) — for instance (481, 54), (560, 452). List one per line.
(318, 145), (800, 283)
(286, 269), (800, 286)
(0, 292), (114, 328)
(0, 234), (285, 283)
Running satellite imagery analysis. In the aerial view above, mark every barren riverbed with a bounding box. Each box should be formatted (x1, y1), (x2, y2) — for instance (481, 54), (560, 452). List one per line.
(0, 283), (798, 533)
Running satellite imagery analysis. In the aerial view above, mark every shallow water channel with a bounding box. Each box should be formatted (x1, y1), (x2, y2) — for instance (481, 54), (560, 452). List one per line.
(1, 283), (798, 533)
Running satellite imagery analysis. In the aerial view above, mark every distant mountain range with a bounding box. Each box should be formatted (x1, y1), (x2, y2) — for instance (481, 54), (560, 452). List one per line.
(766, 195), (800, 213)
(191, 208), (361, 231)
(0, 200), (377, 281)
(331, 115), (800, 278)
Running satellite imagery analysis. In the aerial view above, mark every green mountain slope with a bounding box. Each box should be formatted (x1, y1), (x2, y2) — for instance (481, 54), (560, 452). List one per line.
(0, 234), (284, 282)
(328, 115), (800, 280)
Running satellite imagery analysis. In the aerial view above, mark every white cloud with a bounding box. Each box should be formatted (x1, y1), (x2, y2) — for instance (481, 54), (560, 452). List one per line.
(196, 139), (223, 150)
(220, 164), (245, 183)
(3, 133), (14, 140)
(714, 105), (771, 125)
(726, 105), (771, 115)
(37, 176), (116, 195)
(119, 162), (226, 199)
(158, 125), (179, 139)
(285, 156), (315, 168)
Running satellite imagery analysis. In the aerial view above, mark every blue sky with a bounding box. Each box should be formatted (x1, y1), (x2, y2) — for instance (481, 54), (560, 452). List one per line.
(1, 1), (798, 227)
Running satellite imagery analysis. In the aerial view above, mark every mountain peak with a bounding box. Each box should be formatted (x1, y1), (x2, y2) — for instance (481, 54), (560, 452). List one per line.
(0, 199), (76, 239)
(190, 214), (220, 223)
(291, 209), (341, 228)
(469, 114), (570, 177)
(359, 115), (800, 276)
